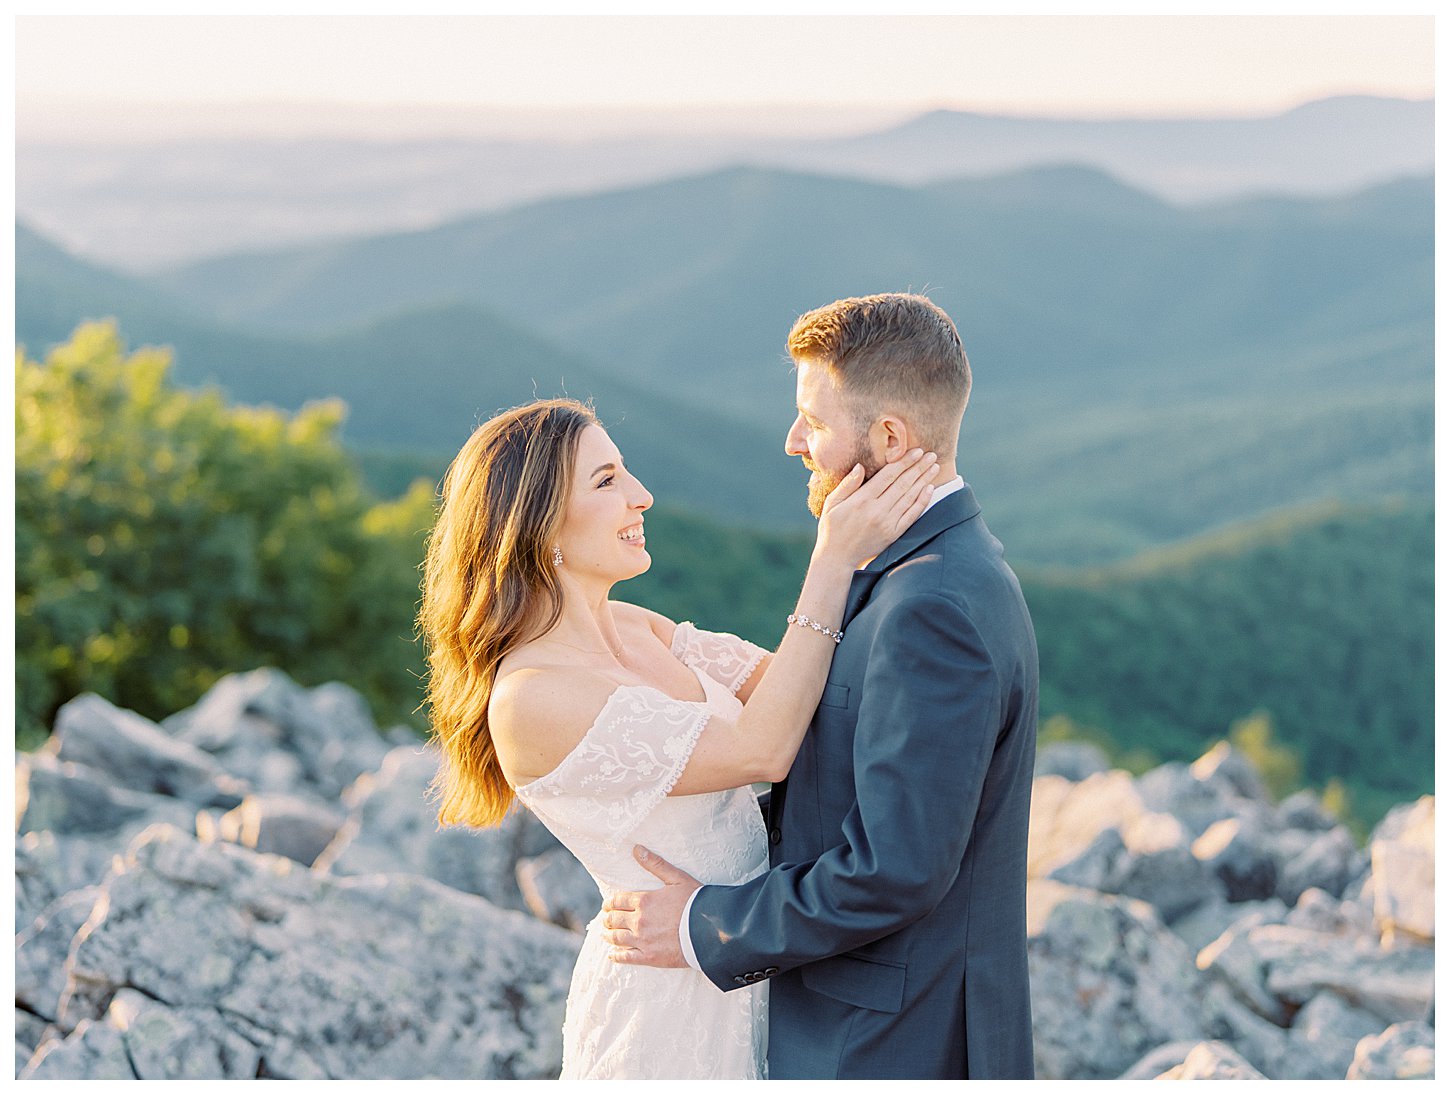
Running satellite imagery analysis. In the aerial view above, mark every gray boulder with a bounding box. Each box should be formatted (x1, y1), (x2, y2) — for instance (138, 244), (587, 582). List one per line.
(1346, 1020), (1434, 1080)
(1286, 826), (1365, 904)
(1276, 788), (1339, 832)
(517, 846), (601, 932)
(1248, 923), (1434, 1023)
(1192, 816), (1278, 903)
(17, 751), (197, 840)
(1287, 991), (1390, 1080)
(204, 793), (346, 867)
(20, 1016), (135, 1080)
(15, 885), (103, 1024)
(1154, 1040), (1267, 1079)
(162, 669), (388, 799)
(1033, 740), (1110, 782)
(15, 1010), (52, 1079)
(1368, 796), (1434, 945)
(1027, 880), (1208, 1079)
(1198, 982), (1293, 1077)
(1045, 812), (1216, 924)
(1027, 770), (1147, 879)
(23, 989), (264, 1080)
(314, 744), (558, 912)
(34, 823), (580, 1079)
(1196, 909), (1290, 1023)
(49, 693), (247, 808)
(1276, 826), (1366, 905)
(1190, 741), (1270, 806)
(304, 681), (398, 795)
(1117, 1041), (1205, 1079)
(1045, 826), (1124, 892)
(1111, 840), (1217, 925)
(15, 752), (200, 905)
(1284, 886), (1375, 938)
(1137, 758), (1249, 840)
(1171, 894), (1288, 956)
(15, 829), (115, 931)
(1048, 813), (1216, 925)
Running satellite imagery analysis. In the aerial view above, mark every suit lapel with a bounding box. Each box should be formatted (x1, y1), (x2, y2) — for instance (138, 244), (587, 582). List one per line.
(840, 486), (981, 629)
(841, 568), (881, 630)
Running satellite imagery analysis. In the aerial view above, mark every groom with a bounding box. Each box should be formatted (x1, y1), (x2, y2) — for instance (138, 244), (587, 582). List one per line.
(607, 293), (1037, 1079)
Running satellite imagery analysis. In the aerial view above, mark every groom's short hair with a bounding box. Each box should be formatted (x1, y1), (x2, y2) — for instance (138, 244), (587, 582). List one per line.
(786, 293), (971, 456)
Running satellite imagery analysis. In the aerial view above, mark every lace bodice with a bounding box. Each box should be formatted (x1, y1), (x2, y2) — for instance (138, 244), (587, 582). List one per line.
(514, 620), (770, 894)
(512, 621), (772, 1080)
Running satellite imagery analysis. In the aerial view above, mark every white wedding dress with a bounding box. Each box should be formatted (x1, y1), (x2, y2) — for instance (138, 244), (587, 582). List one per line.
(514, 621), (771, 1080)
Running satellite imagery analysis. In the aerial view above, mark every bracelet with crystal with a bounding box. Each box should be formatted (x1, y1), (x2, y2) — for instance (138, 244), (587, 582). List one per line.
(787, 613), (844, 644)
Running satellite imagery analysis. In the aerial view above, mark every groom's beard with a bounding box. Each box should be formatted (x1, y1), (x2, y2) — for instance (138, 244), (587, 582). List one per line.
(805, 438), (880, 518)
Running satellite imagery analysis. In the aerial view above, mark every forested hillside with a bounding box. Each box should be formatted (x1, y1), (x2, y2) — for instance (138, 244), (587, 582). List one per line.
(1026, 500), (1433, 823)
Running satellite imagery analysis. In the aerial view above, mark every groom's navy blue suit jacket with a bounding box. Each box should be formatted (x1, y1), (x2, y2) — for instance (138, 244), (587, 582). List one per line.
(688, 485), (1038, 1079)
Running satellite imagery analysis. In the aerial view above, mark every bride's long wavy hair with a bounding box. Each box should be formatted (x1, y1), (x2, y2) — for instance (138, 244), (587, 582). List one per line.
(419, 398), (598, 828)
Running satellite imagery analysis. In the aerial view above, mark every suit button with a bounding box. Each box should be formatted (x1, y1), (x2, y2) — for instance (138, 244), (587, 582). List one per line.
(734, 975), (747, 985)
(763, 967), (779, 976)
(769, 827), (781, 845)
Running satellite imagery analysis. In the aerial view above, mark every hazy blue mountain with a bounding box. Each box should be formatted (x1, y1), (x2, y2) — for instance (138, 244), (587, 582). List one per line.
(21, 160), (1431, 563)
(17, 96), (1429, 270)
(17, 222), (196, 342)
(143, 165), (1431, 405)
(789, 96), (1432, 199)
(140, 165), (1432, 562)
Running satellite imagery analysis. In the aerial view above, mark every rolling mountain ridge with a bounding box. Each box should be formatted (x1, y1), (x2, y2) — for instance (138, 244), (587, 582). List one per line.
(18, 162), (1431, 563)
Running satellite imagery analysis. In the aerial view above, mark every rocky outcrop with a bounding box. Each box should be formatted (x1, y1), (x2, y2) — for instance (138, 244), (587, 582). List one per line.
(1026, 880), (1209, 1079)
(15, 679), (582, 1079)
(15, 673), (1435, 1080)
(311, 744), (556, 913)
(161, 670), (394, 800)
(1154, 1041), (1268, 1079)
(20, 825), (579, 1080)
(1027, 746), (1433, 1080)
(1370, 797), (1435, 945)
(1346, 1021), (1436, 1080)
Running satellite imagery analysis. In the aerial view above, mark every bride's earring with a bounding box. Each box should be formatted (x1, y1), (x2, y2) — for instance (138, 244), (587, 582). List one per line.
(552, 545), (564, 567)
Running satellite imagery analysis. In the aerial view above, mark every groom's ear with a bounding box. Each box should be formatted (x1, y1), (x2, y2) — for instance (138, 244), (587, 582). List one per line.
(873, 414), (913, 462)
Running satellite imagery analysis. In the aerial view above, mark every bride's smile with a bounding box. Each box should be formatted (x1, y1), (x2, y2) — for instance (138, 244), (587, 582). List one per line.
(555, 424), (654, 582)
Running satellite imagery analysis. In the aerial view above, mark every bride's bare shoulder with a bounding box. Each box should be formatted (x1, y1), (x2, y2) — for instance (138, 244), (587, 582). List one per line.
(490, 663), (622, 784)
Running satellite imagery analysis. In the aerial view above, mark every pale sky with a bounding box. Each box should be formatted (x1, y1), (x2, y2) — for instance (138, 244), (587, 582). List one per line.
(15, 14), (1435, 140)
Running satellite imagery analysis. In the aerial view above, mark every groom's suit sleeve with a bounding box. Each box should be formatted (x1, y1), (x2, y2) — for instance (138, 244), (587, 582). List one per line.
(687, 590), (1002, 986)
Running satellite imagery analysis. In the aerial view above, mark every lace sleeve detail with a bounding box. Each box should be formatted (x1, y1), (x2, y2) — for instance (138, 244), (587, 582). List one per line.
(671, 621), (769, 696)
(513, 685), (712, 847)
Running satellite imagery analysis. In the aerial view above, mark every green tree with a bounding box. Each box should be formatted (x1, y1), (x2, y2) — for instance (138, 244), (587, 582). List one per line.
(15, 323), (434, 747)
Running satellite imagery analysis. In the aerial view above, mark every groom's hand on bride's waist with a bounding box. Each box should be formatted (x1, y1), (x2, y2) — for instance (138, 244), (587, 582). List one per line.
(603, 846), (700, 969)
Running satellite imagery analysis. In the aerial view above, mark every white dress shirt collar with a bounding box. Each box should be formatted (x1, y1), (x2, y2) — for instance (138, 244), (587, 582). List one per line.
(922, 474), (965, 514)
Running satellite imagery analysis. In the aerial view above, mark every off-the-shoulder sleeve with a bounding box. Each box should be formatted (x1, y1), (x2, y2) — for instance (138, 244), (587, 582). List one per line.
(671, 620), (769, 695)
(513, 685), (712, 847)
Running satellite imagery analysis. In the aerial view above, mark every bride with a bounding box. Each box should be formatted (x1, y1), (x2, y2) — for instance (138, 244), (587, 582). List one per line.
(417, 398), (936, 1079)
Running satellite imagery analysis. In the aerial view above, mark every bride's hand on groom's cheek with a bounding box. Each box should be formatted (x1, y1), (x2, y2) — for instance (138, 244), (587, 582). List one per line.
(819, 448), (938, 561)
(602, 846), (701, 969)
